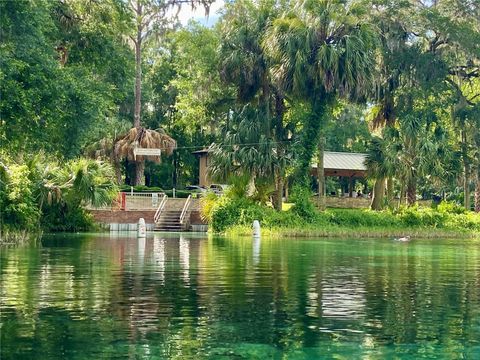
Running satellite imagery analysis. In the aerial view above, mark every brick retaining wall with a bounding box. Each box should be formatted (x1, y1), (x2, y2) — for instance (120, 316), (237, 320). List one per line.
(90, 210), (157, 224)
(89, 209), (207, 226)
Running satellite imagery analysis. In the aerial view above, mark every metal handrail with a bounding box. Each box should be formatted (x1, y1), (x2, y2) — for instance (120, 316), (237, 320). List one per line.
(179, 195), (192, 225)
(154, 194), (168, 223)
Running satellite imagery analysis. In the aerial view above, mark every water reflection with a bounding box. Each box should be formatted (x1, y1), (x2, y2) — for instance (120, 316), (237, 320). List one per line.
(152, 236), (165, 283)
(1, 235), (480, 359)
(252, 236), (261, 266)
(179, 236), (190, 285)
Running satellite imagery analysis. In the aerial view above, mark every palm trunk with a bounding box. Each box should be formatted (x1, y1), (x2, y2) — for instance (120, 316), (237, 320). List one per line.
(134, 160), (145, 186)
(134, 21), (142, 128)
(284, 180), (289, 203)
(317, 136), (326, 210)
(273, 92), (285, 212)
(464, 164), (471, 211)
(399, 183), (405, 207)
(475, 163), (480, 213)
(386, 177), (394, 207)
(370, 178), (385, 210)
(114, 159), (122, 184)
(461, 130), (470, 210)
(406, 177), (416, 206)
(274, 173), (284, 211)
(133, 5), (143, 184)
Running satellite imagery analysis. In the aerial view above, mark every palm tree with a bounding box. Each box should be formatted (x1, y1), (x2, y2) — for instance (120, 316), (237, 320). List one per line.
(113, 127), (176, 185)
(264, 0), (378, 185)
(389, 107), (454, 207)
(365, 136), (396, 210)
(208, 105), (290, 206)
(217, 0), (289, 210)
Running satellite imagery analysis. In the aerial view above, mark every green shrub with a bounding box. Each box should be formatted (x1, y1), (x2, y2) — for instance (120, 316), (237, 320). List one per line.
(444, 212), (480, 231)
(322, 209), (399, 228)
(41, 203), (95, 232)
(263, 210), (306, 228)
(200, 192), (219, 223)
(437, 201), (466, 215)
(1, 163), (40, 231)
(211, 198), (245, 232)
(204, 190), (480, 233)
(290, 186), (318, 223)
(396, 206), (445, 228)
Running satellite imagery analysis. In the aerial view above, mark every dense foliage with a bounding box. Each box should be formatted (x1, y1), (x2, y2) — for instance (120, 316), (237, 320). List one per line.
(1, 0), (480, 239)
(205, 194), (480, 234)
(0, 154), (118, 240)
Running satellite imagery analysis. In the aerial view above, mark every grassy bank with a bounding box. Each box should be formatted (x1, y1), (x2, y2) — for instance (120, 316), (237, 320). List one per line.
(204, 195), (480, 239)
(225, 224), (479, 239)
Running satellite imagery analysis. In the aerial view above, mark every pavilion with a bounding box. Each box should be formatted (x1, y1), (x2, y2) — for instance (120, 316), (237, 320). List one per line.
(311, 151), (367, 197)
(193, 148), (367, 197)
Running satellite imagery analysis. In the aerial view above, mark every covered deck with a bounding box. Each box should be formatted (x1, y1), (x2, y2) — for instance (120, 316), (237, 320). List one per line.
(311, 151), (368, 199)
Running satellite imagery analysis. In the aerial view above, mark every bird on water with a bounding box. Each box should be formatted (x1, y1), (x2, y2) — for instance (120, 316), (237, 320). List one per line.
(394, 235), (411, 242)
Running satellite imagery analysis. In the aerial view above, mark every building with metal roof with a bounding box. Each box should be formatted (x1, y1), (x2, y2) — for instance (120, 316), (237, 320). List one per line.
(311, 151), (367, 178)
(193, 149), (367, 187)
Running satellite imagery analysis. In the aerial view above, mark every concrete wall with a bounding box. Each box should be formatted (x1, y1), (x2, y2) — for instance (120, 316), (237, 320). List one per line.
(323, 197), (371, 209)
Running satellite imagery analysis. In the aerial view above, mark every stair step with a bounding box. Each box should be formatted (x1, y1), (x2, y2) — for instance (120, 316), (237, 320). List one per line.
(155, 226), (183, 231)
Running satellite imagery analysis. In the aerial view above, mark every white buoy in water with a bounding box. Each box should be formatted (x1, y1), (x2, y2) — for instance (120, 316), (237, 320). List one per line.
(252, 220), (261, 238)
(137, 218), (146, 238)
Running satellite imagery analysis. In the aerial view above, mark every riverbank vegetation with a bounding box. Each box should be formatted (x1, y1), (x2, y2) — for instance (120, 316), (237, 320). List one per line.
(0, 154), (117, 243)
(1, 0), (479, 241)
(201, 187), (480, 237)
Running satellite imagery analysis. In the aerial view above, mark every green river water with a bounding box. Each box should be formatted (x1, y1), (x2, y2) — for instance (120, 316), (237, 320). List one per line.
(1, 233), (480, 359)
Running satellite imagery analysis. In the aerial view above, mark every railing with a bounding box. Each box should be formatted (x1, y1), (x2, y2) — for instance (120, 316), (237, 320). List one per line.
(154, 194), (168, 223)
(179, 195), (192, 225)
(124, 192), (163, 210)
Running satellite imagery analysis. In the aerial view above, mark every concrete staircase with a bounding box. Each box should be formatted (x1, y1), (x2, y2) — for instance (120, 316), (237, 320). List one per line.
(154, 210), (183, 232)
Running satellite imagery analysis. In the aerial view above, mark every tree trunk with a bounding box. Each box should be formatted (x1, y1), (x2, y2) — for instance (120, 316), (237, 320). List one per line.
(133, 18), (144, 183)
(464, 164), (471, 211)
(399, 183), (405, 207)
(296, 96), (333, 185)
(273, 92), (286, 212)
(284, 180), (289, 203)
(134, 25), (142, 128)
(461, 130), (470, 210)
(406, 177), (417, 206)
(134, 160), (145, 186)
(317, 136), (326, 210)
(475, 163), (480, 213)
(386, 177), (394, 207)
(370, 178), (385, 211)
(274, 173), (284, 211)
(114, 159), (122, 184)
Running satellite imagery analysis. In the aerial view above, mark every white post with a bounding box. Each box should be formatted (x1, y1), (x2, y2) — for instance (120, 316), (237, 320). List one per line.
(130, 186), (133, 195)
(173, 188), (176, 198)
(252, 220), (261, 238)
